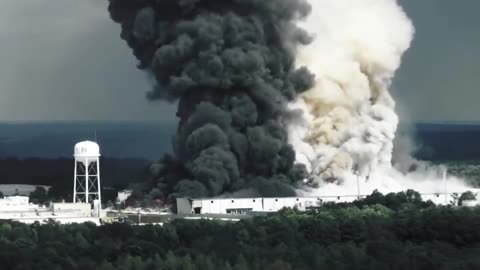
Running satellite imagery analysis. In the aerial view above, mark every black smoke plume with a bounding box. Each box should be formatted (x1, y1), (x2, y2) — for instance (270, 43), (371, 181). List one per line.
(108, 0), (315, 198)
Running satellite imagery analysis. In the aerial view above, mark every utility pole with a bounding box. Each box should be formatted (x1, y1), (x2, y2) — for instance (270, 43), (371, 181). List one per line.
(443, 168), (448, 205)
(354, 168), (361, 200)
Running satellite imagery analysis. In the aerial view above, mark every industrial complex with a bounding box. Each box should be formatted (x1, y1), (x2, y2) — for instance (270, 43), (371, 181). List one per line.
(0, 141), (478, 225)
(0, 141), (104, 224)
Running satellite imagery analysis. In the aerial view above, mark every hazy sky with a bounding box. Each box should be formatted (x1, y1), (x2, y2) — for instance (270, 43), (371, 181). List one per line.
(0, 0), (478, 123)
(0, 0), (175, 122)
(394, 0), (480, 123)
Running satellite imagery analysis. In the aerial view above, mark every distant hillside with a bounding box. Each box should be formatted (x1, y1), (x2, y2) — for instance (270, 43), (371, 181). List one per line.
(0, 121), (479, 162)
(0, 122), (176, 160)
(413, 123), (480, 161)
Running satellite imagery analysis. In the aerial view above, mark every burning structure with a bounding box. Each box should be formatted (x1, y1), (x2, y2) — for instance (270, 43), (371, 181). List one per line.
(108, 0), (476, 199)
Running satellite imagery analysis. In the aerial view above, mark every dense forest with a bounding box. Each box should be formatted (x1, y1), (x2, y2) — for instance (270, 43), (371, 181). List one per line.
(1, 122), (479, 162)
(1, 191), (480, 269)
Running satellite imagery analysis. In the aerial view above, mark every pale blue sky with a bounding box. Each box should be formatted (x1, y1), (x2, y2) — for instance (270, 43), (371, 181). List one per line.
(0, 0), (478, 123)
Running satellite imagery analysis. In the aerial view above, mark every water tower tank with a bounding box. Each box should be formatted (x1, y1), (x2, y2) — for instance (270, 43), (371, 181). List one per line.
(73, 141), (102, 204)
(74, 141), (100, 165)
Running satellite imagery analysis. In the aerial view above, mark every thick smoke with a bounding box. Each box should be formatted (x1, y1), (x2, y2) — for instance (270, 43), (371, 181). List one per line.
(109, 0), (476, 199)
(289, 0), (475, 196)
(288, 0), (413, 186)
(108, 0), (315, 197)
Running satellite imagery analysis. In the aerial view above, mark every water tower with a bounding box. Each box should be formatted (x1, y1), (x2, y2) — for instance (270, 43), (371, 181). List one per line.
(73, 141), (101, 205)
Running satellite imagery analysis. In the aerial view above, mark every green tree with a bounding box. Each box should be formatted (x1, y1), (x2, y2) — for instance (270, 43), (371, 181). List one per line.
(266, 259), (292, 270)
(450, 193), (460, 206)
(233, 255), (249, 270)
(29, 186), (48, 205)
(224, 262), (234, 270)
(97, 261), (115, 270)
(144, 254), (163, 270)
(74, 231), (90, 250)
(163, 251), (178, 270)
(194, 255), (215, 270)
(179, 255), (196, 270)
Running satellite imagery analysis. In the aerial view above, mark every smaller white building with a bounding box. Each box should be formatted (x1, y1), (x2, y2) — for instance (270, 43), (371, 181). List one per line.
(0, 195), (30, 207)
(462, 200), (478, 207)
(51, 202), (92, 217)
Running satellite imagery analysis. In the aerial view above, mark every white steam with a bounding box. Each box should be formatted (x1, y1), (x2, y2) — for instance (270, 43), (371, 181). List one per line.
(289, 0), (475, 196)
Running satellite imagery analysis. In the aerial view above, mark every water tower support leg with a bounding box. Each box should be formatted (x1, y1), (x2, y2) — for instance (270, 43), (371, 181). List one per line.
(73, 161), (77, 203)
(86, 158), (89, 204)
(97, 160), (101, 206)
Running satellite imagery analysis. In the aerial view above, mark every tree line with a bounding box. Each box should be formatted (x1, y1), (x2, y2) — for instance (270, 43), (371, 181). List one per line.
(0, 190), (480, 269)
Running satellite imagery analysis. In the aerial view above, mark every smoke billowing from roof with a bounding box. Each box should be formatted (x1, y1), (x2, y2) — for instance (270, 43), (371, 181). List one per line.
(108, 0), (315, 197)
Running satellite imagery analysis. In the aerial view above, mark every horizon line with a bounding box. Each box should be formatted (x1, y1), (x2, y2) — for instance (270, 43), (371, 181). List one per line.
(0, 120), (477, 125)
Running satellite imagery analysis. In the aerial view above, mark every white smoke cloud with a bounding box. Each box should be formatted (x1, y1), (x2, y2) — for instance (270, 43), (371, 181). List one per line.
(289, 0), (476, 197)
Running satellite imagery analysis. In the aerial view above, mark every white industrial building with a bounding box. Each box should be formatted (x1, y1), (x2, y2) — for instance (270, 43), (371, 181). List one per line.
(177, 192), (480, 215)
(0, 195), (30, 207)
(177, 171), (480, 215)
(177, 196), (351, 214)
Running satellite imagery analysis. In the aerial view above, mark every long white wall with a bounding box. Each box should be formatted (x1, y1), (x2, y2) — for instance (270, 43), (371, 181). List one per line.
(10, 217), (101, 225)
(177, 192), (480, 215)
(178, 196), (358, 214)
